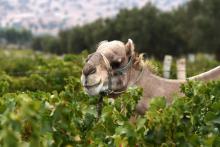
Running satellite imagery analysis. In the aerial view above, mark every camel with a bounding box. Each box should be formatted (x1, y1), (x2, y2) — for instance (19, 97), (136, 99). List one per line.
(81, 39), (220, 114)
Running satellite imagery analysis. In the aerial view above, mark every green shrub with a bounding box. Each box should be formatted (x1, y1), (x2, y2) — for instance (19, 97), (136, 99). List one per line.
(0, 50), (219, 146)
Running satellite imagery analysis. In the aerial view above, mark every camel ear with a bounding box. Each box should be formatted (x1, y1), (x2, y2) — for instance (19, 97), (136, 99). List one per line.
(125, 39), (135, 56)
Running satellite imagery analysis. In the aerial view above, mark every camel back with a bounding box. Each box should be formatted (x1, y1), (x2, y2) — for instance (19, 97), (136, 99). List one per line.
(189, 66), (220, 81)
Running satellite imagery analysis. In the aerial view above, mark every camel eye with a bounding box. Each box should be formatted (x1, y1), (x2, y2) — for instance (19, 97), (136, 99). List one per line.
(111, 61), (120, 69)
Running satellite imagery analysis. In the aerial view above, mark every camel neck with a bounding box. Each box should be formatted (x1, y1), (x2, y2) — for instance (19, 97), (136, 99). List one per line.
(129, 65), (185, 94)
(128, 65), (153, 87)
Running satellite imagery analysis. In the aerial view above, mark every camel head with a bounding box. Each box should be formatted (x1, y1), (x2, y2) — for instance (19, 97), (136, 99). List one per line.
(81, 39), (136, 96)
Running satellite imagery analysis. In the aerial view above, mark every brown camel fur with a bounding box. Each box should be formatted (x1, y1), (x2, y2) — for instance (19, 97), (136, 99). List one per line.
(81, 39), (220, 114)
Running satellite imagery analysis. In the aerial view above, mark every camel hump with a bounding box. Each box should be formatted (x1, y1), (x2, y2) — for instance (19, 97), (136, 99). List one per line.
(188, 66), (220, 81)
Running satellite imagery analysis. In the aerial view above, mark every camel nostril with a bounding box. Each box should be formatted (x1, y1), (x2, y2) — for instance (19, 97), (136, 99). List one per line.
(83, 65), (97, 76)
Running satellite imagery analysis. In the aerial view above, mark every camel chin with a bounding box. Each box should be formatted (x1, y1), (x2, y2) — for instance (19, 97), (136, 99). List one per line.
(84, 84), (103, 96)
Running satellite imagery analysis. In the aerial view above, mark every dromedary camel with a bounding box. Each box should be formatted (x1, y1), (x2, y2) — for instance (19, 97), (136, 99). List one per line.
(81, 39), (220, 114)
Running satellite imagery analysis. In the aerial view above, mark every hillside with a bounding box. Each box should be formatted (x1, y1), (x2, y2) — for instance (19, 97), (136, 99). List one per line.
(0, 0), (187, 34)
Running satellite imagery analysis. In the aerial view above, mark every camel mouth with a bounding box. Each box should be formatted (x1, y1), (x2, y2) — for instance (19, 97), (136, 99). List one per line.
(84, 79), (102, 89)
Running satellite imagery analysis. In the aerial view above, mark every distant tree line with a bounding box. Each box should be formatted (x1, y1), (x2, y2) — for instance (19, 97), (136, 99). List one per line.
(1, 0), (220, 60)
(0, 28), (32, 45)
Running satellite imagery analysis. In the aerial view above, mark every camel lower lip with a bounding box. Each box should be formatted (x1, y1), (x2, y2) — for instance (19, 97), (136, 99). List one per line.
(84, 80), (101, 88)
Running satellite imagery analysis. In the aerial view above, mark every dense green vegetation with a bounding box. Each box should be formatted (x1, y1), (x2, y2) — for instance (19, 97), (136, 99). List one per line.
(30, 0), (220, 60)
(0, 50), (85, 93)
(0, 28), (32, 46)
(0, 49), (219, 146)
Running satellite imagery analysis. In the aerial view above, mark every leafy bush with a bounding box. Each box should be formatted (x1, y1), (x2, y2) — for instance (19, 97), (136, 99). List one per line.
(1, 77), (220, 146)
(0, 49), (86, 93)
(0, 50), (220, 146)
